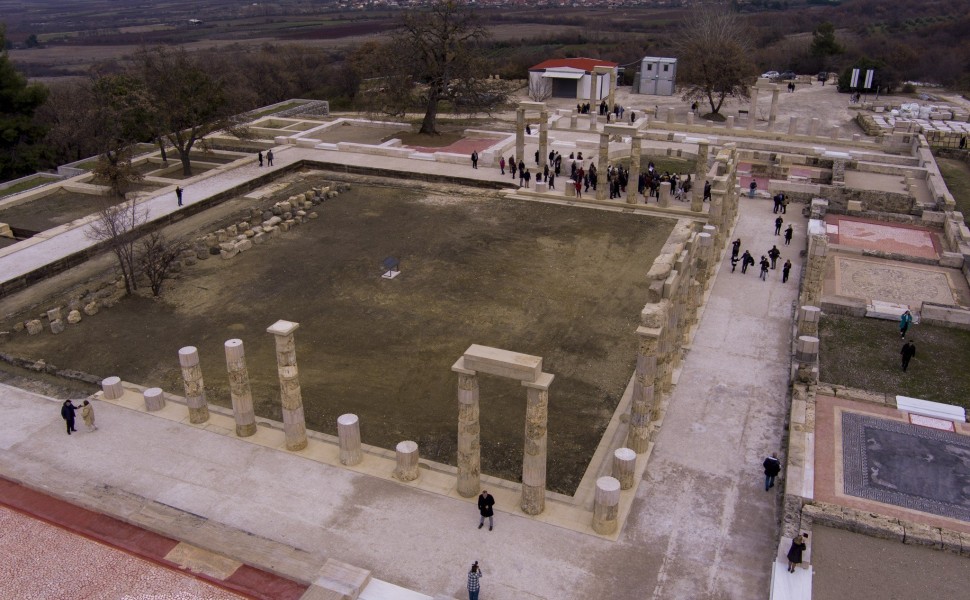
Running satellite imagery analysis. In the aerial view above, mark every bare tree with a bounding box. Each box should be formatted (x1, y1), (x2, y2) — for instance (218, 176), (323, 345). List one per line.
(528, 76), (552, 102)
(676, 6), (754, 119)
(86, 199), (146, 295)
(138, 232), (185, 297)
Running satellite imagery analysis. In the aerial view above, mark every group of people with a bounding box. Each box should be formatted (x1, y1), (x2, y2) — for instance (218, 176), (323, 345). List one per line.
(256, 149), (274, 167)
(60, 399), (97, 435)
(730, 237), (793, 283)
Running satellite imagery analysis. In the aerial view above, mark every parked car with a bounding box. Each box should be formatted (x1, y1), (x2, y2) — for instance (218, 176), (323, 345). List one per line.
(761, 71), (780, 79)
(779, 71), (797, 80)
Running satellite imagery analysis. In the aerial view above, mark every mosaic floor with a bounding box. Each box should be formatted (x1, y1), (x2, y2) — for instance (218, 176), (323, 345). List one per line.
(834, 256), (956, 305)
(842, 412), (970, 522)
(825, 215), (939, 259)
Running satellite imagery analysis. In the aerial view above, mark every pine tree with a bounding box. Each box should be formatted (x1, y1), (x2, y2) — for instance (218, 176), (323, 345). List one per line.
(0, 27), (49, 181)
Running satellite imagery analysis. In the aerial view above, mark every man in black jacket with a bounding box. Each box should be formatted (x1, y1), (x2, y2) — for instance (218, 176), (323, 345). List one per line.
(478, 490), (495, 531)
(61, 400), (78, 435)
(763, 453), (781, 491)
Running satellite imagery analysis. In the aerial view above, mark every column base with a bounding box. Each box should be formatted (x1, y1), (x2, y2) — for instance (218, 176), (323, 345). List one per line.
(520, 484), (545, 515)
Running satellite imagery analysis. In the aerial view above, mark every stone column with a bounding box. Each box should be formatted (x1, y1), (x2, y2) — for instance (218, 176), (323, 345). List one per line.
(394, 440), (420, 481)
(832, 125), (841, 140)
(726, 115), (735, 129)
(102, 376), (123, 400)
(612, 448), (636, 490)
(694, 141), (710, 199)
(795, 336), (819, 364)
(748, 86), (760, 129)
(687, 112), (695, 126)
(515, 108), (525, 167)
(696, 231), (714, 288)
(809, 118), (820, 137)
(589, 75), (599, 131)
(592, 476), (621, 535)
(666, 109), (675, 125)
(454, 362), (481, 497)
(800, 230), (828, 307)
(144, 387), (165, 412)
(521, 373), (553, 516)
(659, 181), (671, 207)
(768, 87), (780, 125)
(538, 110), (549, 167)
(178, 346), (209, 424)
(338, 413), (362, 466)
(627, 327), (659, 453)
(267, 319), (307, 451)
(596, 132), (609, 201)
(788, 116), (799, 136)
(629, 136), (642, 205)
(608, 69), (617, 113)
(570, 110), (578, 129)
(224, 339), (257, 437)
(797, 306), (822, 337)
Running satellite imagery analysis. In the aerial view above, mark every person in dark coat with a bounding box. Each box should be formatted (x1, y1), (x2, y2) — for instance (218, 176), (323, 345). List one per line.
(257, 151), (263, 167)
(782, 259), (792, 283)
(759, 256), (770, 281)
(774, 216), (784, 235)
(267, 149), (274, 166)
(471, 150), (478, 169)
(740, 250), (754, 274)
(901, 341), (916, 371)
(61, 400), (78, 435)
(510, 157), (517, 179)
(768, 245), (781, 269)
(478, 490), (495, 530)
(787, 533), (808, 572)
(899, 310), (913, 339)
(175, 186), (183, 207)
(784, 225), (793, 246)
(763, 452), (781, 491)
(703, 180), (712, 202)
(731, 238), (742, 260)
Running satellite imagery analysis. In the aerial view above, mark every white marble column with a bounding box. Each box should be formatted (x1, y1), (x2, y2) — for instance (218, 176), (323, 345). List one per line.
(394, 440), (420, 481)
(267, 319), (308, 451)
(629, 137), (642, 205)
(521, 373), (554, 515)
(101, 376), (123, 400)
(338, 413), (362, 466)
(224, 339), (256, 437)
(769, 87), (780, 125)
(144, 387), (165, 412)
(515, 108), (525, 167)
(178, 346), (209, 424)
(627, 327), (658, 453)
(612, 447), (636, 490)
(595, 132), (609, 201)
(592, 476), (621, 535)
(538, 110), (548, 166)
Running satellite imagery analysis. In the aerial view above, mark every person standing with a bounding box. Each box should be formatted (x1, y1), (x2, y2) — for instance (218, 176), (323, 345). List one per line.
(784, 225), (793, 246)
(774, 216), (784, 235)
(899, 310), (913, 339)
(781, 194), (789, 214)
(731, 238), (742, 261)
(471, 150), (478, 169)
(499, 156), (505, 175)
(773, 193), (783, 214)
(523, 169), (531, 189)
(768, 245), (781, 269)
(518, 160), (525, 181)
(759, 256), (770, 281)
(257, 151), (263, 167)
(703, 180), (712, 202)
(175, 186), (183, 207)
(478, 490), (495, 530)
(81, 400), (97, 432)
(901, 341), (916, 371)
(61, 400), (78, 435)
(782, 259), (792, 283)
(467, 562), (484, 600)
(763, 453), (781, 491)
(510, 157), (517, 180)
(786, 534), (808, 573)
(749, 180), (758, 198)
(740, 250), (753, 274)
(267, 149), (274, 166)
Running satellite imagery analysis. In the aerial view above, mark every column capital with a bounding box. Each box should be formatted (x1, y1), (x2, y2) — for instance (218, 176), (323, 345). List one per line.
(267, 319), (300, 336)
(521, 372), (554, 391)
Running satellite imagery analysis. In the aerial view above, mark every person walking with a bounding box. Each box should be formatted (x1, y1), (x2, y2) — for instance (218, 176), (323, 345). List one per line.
(61, 400), (78, 435)
(175, 186), (183, 207)
(499, 156), (505, 175)
(510, 157), (517, 180)
(786, 533), (808, 573)
(731, 238), (742, 261)
(257, 151), (263, 167)
(759, 256), (770, 281)
(518, 160), (525, 181)
(471, 150), (478, 169)
(749, 180), (758, 198)
(740, 250), (754, 274)
(267, 149), (274, 166)
(703, 180), (711, 202)
(763, 453), (781, 491)
(523, 169), (531, 189)
(774, 216), (784, 235)
(768, 245), (781, 269)
(784, 225), (793, 246)
(773, 193), (783, 214)
(81, 400), (97, 432)
(781, 194), (789, 214)
(901, 341), (916, 371)
(478, 490), (495, 531)
(467, 562), (484, 600)
(899, 310), (913, 339)
(782, 259), (792, 283)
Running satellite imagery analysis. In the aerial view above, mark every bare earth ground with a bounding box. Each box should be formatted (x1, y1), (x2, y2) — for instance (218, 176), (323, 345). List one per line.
(0, 180), (673, 494)
(818, 314), (970, 409)
(936, 156), (970, 225)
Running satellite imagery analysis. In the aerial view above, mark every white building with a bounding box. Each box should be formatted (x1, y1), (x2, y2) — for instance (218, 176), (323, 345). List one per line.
(528, 58), (619, 101)
(637, 57), (677, 96)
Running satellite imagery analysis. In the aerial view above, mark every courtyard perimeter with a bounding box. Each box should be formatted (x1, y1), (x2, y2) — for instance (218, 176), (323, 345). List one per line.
(2, 178), (673, 494)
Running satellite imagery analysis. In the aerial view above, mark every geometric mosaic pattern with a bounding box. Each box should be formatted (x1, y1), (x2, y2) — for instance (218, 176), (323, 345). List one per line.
(842, 412), (970, 522)
(836, 257), (956, 306)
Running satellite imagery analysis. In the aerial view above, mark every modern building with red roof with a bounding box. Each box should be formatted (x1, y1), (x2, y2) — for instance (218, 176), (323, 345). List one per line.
(528, 58), (619, 100)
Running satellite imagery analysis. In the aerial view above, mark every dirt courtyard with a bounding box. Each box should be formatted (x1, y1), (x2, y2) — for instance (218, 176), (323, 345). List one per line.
(3, 181), (674, 493)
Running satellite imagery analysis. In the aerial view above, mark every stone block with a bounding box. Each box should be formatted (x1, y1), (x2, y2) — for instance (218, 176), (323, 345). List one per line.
(285, 219), (297, 228)
(847, 200), (863, 212)
(183, 256), (197, 267)
(280, 201), (292, 214)
(67, 298), (82, 312)
(904, 522), (942, 548)
(226, 225), (238, 236)
(216, 229), (228, 242)
(234, 239), (253, 252)
(296, 210), (307, 218)
(309, 212), (319, 219)
(67, 310), (82, 324)
(238, 221), (250, 231)
(283, 212), (293, 220)
(838, 387), (889, 405)
(219, 242), (235, 252)
(13, 321), (24, 332)
(83, 302), (100, 316)
(462, 344), (542, 382)
(267, 226), (280, 238)
(941, 529), (962, 555)
(308, 559), (371, 600)
(26, 320), (43, 335)
(252, 226), (264, 234)
(266, 216), (282, 227)
(253, 232), (266, 245)
(279, 221), (291, 232)
(47, 307), (62, 322)
(244, 230), (255, 238)
(939, 252), (965, 268)
(221, 247), (239, 260)
(49, 319), (65, 334)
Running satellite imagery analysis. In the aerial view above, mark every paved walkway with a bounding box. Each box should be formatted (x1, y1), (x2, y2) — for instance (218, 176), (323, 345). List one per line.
(0, 179), (805, 599)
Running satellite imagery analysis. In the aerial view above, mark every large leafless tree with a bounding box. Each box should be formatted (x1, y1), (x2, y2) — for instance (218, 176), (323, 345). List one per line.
(86, 199), (146, 295)
(676, 6), (754, 118)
